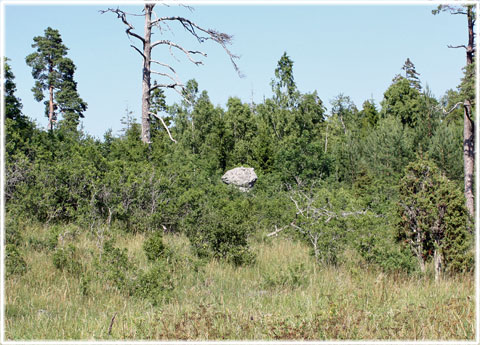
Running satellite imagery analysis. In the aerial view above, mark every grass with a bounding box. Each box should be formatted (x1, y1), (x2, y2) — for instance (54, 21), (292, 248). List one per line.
(5, 222), (475, 340)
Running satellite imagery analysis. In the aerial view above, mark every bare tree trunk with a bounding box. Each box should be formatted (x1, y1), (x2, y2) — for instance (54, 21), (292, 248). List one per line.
(141, 4), (153, 144)
(464, 101), (474, 218)
(463, 6), (475, 219)
(433, 246), (443, 281)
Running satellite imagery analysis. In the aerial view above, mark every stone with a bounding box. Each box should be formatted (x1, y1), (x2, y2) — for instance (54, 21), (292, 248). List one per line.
(221, 167), (257, 192)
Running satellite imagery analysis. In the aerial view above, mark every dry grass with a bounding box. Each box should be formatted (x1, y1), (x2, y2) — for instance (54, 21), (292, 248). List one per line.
(4, 223), (475, 340)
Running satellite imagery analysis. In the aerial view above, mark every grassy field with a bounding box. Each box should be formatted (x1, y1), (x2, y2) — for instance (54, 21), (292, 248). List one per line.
(5, 223), (475, 340)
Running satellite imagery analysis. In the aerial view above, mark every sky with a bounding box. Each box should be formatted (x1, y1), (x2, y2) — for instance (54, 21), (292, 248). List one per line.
(1, 1), (471, 139)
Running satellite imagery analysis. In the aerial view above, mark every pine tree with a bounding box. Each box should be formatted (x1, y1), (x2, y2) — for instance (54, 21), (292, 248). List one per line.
(402, 58), (422, 91)
(26, 27), (87, 130)
(4, 57), (23, 121)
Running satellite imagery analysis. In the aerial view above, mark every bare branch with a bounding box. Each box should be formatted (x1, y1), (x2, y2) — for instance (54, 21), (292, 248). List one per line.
(148, 112), (177, 143)
(151, 16), (242, 76)
(436, 101), (464, 115)
(267, 225), (288, 238)
(130, 45), (146, 60)
(447, 44), (468, 49)
(100, 8), (146, 44)
(151, 69), (182, 85)
(151, 39), (206, 65)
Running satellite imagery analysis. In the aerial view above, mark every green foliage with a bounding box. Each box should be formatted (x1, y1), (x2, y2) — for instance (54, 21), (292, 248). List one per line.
(262, 263), (307, 289)
(25, 27), (87, 129)
(52, 244), (82, 275)
(132, 262), (175, 306)
(186, 185), (255, 266)
(6, 244), (28, 277)
(397, 158), (472, 274)
(97, 239), (134, 292)
(143, 231), (166, 262)
(381, 76), (425, 127)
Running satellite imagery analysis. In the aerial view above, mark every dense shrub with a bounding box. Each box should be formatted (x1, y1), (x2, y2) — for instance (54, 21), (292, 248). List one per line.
(6, 244), (28, 277)
(132, 262), (175, 305)
(143, 231), (166, 262)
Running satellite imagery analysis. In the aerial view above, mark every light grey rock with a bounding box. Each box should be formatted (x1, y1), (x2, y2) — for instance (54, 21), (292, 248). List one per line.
(221, 167), (257, 192)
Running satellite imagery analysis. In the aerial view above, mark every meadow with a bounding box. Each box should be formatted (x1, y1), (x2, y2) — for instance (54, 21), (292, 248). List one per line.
(5, 222), (474, 341)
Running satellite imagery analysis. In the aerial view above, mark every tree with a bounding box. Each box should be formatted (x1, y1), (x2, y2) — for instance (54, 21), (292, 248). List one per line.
(25, 27), (87, 130)
(101, 5), (240, 144)
(381, 76), (424, 127)
(433, 5), (476, 219)
(401, 58), (422, 91)
(271, 52), (298, 108)
(398, 158), (471, 280)
(4, 57), (23, 121)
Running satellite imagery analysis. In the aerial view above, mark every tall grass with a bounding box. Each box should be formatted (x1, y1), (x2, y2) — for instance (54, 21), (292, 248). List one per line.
(5, 223), (475, 340)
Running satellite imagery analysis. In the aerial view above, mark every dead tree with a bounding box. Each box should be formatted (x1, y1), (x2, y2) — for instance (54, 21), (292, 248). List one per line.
(433, 5), (476, 219)
(101, 5), (240, 144)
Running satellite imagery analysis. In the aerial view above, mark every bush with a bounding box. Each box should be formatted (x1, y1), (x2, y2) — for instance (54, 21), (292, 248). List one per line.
(6, 244), (28, 277)
(97, 239), (134, 292)
(52, 244), (82, 275)
(143, 231), (166, 262)
(132, 261), (175, 305)
(187, 188), (256, 266)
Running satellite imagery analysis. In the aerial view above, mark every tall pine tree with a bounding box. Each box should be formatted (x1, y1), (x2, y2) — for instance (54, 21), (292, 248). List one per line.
(26, 27), (87, 130)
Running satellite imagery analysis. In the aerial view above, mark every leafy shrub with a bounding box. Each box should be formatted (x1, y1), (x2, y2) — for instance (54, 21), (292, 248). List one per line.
(52, 244), (82, 275)
(143, 231), (166, 262)
(356, 233), (417, 273)
(97, 239), (133, 292)
(6, 244), (28, 277)
(188, 188), (256, 266)
(132, 261), (175, 305)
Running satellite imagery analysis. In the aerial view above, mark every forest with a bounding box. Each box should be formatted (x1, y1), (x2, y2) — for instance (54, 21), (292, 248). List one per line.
(3, 3), (476, 341)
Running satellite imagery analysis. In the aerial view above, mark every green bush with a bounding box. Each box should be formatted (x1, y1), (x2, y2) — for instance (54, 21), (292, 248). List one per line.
(143, 231), (166, 262)
(132, 262), (175, 305)
(187, 188), (256, 266)
(6, 244), (28, 277)
(97, 239), (134, 292)
(52, 244), (82, 275)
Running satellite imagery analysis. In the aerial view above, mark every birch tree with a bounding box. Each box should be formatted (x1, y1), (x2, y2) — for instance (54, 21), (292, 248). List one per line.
(101, 4), (240, 144)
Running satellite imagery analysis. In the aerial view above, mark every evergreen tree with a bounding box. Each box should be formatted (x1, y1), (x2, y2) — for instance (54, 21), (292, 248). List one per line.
(4, 57), (23, 121)
(402, 58), (422, 91)
(398, 158), (472, 279)
(271, 52), (298, 108)
(26, 27), (87, 130)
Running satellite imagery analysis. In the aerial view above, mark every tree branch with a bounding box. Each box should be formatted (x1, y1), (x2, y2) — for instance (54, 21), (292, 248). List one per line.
(148, 112), (177, 143)
(447, 44), (468, 49)
(151, 39), (206, 65)
(151, 15), (242, 76)
(100, 8), (146, 44)
(130, 45), (146, 60)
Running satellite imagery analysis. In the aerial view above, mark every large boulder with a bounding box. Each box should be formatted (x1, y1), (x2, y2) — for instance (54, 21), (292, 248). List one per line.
(221, 167), (258, 192)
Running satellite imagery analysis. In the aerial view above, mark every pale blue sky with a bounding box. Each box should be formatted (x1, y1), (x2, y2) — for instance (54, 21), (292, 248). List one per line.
(3, 3), (469, 138)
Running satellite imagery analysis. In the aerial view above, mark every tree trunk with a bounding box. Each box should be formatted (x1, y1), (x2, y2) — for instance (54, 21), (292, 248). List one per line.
(464, 101), (474, 218)
(141, 4), (154, 144)
(463, 6), (475, 219)
(433, 246), (443, 281)
(48, 85), (54, 131)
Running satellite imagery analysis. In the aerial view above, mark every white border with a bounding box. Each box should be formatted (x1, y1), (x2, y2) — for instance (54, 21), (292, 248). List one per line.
(0, 0), (478, 344)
